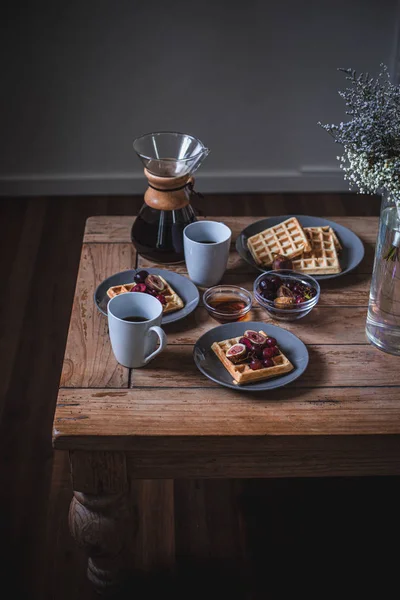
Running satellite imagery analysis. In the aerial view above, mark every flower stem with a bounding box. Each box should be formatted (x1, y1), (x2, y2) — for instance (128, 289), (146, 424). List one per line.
(384, 245), (400, 261)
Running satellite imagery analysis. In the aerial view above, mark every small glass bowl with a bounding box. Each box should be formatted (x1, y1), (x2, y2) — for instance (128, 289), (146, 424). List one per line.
(203, 285), (253, 323)
(253, 270), (320, 321)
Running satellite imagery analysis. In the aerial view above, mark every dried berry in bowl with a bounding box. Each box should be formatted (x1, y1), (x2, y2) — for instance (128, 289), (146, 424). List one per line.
(254, 270), (320, 321)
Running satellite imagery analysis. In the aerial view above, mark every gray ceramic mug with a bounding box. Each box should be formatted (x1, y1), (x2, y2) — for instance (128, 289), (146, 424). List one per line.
(107, 292), (167, 368)
(183, 221), (232, 287)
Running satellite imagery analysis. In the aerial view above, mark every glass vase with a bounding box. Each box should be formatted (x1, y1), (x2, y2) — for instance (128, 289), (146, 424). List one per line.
(366, 190), (400, 354)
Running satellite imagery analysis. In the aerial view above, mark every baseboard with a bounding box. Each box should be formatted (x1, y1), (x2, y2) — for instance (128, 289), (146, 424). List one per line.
(0, 168), (349, 196)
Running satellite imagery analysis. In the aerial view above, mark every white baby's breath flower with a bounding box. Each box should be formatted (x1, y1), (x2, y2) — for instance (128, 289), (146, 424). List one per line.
(318, 65), (400, 205)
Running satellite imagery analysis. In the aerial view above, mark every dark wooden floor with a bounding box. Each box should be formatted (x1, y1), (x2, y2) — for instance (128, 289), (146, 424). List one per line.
(1, 192), (399, 599)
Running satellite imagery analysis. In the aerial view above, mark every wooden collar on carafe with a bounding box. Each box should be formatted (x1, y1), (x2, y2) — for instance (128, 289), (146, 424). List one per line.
(144, 168), (194, 211)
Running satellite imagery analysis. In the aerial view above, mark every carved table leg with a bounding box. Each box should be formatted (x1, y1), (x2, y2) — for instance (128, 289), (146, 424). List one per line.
(69, 491), (129, 595)
(68, 451), (130, 595)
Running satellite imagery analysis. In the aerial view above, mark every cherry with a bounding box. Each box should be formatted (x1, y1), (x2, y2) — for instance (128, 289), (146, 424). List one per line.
(272, 346), (280, 356)
(249, 359), (263, 370)
(156, 294), (166, 305)
(262, 347), (275, 359)
(295, 296), (304, 304)
(259, 278), (273, 291)
(265, 337), (277, 347)
(272, 255), (293, 271)
(263, 358), (274, 368)
(251, 346), (264, 359)
(239, 337), (253, 350)
(132, 283), (147, 293)
(260, 288), (276, 301)
(134, 270), (149, 283)
(268, 275), (282, 289)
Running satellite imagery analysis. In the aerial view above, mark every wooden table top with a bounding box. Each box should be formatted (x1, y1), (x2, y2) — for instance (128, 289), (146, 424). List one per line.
(52, 215), (400, 477)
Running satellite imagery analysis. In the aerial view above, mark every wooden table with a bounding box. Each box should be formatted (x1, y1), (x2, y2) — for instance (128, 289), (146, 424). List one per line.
(52, 215), (400, 593)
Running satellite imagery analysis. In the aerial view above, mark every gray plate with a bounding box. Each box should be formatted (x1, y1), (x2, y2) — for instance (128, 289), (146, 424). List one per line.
(193, 321), (309, 391)
(94, 268), (200, 325)
(235, 215), (365, 280)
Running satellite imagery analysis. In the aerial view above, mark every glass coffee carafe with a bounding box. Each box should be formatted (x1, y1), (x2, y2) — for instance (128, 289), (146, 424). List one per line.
(131, 131), (210, 264)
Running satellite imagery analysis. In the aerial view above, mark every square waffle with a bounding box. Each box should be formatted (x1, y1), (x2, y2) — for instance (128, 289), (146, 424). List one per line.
(291, 227), (342, 275)
(246, 217), (312, 267)
(211, 331), (293, 385)
(106, 275), (184, 314)
(304, 226), (342, 251)
(107, 283), (135, 297)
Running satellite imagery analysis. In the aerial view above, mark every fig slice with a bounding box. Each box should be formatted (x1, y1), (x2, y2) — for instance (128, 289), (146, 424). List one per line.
(226, 343), (247, 364)
(145, 274), (165, 292)
(277, 284), (294, 298)
(274, 296), (295, 309)
(243, 330), (266, 346)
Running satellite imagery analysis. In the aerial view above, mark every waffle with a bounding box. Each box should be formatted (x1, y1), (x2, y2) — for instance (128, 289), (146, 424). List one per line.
(107, 283), (135, 297)
(211, 331), (293, 385)
(304, 226), (342, 251)
(106, 276), (184, 314)
(246, 217), (312, 267)
(291, 227), (342, 275)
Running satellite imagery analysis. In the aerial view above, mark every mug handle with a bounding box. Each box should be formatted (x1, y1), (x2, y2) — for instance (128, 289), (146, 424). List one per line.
(144, 326), (167, 364)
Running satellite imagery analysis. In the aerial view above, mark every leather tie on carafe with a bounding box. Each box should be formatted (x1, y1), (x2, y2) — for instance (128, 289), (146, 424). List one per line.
(145, 174), (206, 216)
(147, 179), (204, 199)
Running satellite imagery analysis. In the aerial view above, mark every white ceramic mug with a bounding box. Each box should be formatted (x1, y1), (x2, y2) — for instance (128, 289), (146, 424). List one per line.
(183, 220), (232, 287)
(107, 292), (167, 368)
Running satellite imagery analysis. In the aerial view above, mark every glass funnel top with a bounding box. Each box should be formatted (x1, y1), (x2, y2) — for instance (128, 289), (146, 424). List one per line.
(133, 131), (209, 177)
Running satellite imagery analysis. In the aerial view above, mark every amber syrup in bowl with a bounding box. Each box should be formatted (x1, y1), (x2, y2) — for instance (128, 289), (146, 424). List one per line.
(203, 285), (253, 323)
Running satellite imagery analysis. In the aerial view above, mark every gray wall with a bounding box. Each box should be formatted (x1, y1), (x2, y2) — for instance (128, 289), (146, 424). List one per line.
(1, 0), (399, 196)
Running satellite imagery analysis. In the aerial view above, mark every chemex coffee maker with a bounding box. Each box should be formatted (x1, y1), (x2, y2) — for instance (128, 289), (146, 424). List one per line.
(131, 131), (210, 264)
